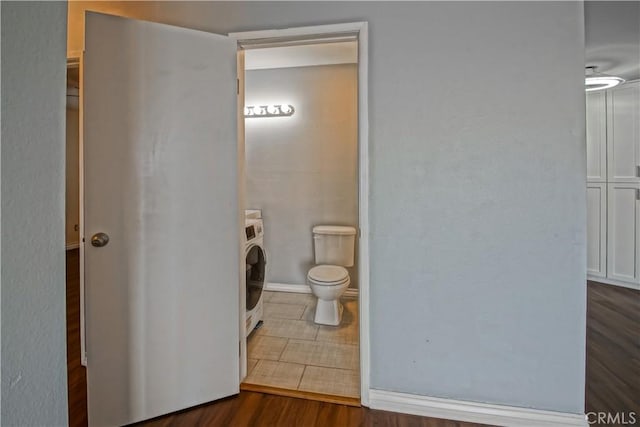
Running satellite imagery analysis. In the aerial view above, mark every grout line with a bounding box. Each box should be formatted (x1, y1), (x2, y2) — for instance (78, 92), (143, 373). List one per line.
(277, 338), (289, 361)
(296, 365), (307, 390)
(302, 365), (361, 374)
(298, 361), (361, 371)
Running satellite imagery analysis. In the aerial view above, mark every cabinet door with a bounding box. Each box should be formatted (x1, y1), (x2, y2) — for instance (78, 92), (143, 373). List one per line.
(607, 183), (640, 285)
(587, 183), (607, 278)
(607, 82), (640, 183)
(586, 91), (607, 181)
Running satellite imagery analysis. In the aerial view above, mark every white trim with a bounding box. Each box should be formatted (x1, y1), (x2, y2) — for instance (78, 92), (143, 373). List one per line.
(66, 242), (80, 250)
(588, 275), (640, 291)
(229, 22), (364, 44)
(237, 50), (248, 383)
(230, 22), (370, 406)
(265, 282), (359, 299)
(356, 22), (370, 406)
(77, 52), (87, 367)
(265, 282), (312, 294)
(344, 288), (359, 299)
(368, 390), (588, 427)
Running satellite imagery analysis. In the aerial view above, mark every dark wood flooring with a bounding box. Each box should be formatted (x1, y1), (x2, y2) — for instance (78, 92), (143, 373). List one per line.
(585, 281), (640, 418)
(66, 250), (639, 426)
(138, 392), (482, 427)
(66, 249), (88, 427)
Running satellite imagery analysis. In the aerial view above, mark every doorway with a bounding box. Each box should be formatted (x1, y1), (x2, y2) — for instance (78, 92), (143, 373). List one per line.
(66, 60), (81, 250)
(65, 58), (88, 427)
(236, 35), (363, 405)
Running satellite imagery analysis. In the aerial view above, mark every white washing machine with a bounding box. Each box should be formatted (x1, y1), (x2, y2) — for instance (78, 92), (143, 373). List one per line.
(245, 214), (266, 336)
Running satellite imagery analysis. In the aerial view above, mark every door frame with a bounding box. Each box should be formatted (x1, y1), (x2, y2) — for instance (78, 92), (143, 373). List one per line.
(68, 50), (88, 367)
(229, 22), (371, 406)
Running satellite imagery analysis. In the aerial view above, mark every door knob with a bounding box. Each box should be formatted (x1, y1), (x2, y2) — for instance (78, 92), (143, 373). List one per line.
(91, 232), (110, 248)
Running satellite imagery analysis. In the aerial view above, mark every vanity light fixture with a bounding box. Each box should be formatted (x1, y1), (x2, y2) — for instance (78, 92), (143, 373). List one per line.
(585, 66), (625, 92)
(244, 104), (295, 118)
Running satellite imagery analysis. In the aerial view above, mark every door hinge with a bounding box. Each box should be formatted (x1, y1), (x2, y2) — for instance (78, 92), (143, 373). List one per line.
(239, 340), (242, 357)
(237, 79), (240, 95)
(636, 188), (640, 201)
(636, 165), (640, 178)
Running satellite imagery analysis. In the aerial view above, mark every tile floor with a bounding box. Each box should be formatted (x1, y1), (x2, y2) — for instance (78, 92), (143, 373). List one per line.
(244, 291), (360, 398)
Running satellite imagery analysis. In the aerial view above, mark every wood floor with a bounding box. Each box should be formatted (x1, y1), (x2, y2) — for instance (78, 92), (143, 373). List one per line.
(66, 250), (639, 426)
(66, 249), (88, 427)
(137, 392), (483, 427)
(585, 281), (640, 418)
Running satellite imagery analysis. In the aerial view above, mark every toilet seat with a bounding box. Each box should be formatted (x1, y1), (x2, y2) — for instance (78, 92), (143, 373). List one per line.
(307, 265), (349, 285)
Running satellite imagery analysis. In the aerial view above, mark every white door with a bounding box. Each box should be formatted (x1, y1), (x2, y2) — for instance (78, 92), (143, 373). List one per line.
(586, 91), (607, 182)
(607, 183), (640, 285)
(587, 183), (607, 278)
(607, 82), (640, 183)
(84, 12), (240, 426)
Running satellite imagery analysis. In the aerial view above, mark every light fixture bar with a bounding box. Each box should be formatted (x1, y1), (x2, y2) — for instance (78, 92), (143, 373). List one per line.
(244, 104), (295, 118)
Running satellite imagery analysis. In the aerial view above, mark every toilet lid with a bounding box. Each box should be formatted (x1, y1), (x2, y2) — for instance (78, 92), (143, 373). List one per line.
(308, 265), (349, 283)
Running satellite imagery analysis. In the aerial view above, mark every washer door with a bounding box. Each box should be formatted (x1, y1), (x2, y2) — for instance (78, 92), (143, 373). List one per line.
(246, 244), (266, 311)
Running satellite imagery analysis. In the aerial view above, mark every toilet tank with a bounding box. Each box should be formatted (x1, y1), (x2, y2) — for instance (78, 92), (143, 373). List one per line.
(312, 225), (357, 267)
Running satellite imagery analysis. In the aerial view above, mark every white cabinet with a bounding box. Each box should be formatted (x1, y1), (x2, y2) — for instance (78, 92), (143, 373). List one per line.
(607, 82), (640, 183)
(606, 183), (640, 285)
(586, 81), (640, 289)
(587, 183), (607, 278)
(586, 92), (607, 182)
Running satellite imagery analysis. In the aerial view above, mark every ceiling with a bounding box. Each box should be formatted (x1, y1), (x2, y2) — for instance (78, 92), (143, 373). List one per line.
(585, 1), (640, 81)
(244, 41), (357, 71)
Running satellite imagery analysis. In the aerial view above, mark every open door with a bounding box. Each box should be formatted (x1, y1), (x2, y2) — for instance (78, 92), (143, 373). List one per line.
(83, 12), (240, 426)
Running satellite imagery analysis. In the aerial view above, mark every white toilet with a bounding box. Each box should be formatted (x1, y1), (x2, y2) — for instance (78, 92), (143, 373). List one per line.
(307, 225), (356, 326)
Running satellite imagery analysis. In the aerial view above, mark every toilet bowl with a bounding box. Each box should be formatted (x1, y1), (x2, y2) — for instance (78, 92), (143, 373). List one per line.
(308, 265), (350, 326)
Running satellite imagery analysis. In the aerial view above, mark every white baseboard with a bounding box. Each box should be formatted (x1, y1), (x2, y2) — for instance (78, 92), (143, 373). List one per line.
(265, 282), (312, 294)
(344, 288), (358, 298)
(265, 282), (359, 298)
(368, 389), (587, 427)
(587, 275), (640, 291)
(66, 242), (80, 250)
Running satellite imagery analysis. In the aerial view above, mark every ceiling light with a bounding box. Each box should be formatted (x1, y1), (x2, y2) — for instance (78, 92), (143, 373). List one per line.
(585, 66), (625, 92)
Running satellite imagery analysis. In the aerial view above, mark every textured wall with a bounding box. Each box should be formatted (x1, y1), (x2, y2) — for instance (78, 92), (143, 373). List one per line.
(245, 64), (358, 287)
(68, 1), (587, 414)
(1, 2), (69, 426)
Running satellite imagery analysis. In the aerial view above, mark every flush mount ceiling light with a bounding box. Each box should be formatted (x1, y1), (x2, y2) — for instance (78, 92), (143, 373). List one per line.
(244, 104), (295, 118)
(585, 66), (625, 92)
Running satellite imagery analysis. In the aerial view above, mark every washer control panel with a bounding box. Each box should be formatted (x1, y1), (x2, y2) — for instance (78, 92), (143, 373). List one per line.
(245, 219), (263, 243)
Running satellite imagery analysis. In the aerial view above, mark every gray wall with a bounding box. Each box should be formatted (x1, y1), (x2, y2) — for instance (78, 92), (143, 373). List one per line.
(157, 2), (585, 413)
(245, 64), (358, 287)
(1, 2), (69, 426)
(72, 0), (586, 415)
